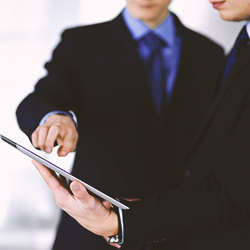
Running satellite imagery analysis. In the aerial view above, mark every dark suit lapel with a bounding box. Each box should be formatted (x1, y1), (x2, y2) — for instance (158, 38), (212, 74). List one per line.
(163, 18), (194, 120)
(105, 14), (159, 120)
(187, 45), (250, 155)
(161, 15), (205, 125)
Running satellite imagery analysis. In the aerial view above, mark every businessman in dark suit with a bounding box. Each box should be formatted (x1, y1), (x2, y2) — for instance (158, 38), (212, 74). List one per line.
(16, 0), (224, 249)
(32, 0), (250, 249)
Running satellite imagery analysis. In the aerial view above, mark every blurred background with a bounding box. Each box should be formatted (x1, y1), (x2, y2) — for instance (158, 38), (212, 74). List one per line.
(0, 0), (244, 249)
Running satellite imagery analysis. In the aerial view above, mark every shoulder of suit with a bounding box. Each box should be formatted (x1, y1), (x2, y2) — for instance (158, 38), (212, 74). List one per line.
(61, 13), (123, 38)
(172, 12), (224, 54)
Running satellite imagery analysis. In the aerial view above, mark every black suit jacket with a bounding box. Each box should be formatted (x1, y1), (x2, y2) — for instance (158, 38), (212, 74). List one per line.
(16, 13), (223, 250)
(122, 33), (250, 250)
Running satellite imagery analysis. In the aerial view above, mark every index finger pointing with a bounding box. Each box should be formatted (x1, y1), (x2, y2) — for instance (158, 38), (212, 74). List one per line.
(45, 125), (61, 153)
(58, 133), (77, 156)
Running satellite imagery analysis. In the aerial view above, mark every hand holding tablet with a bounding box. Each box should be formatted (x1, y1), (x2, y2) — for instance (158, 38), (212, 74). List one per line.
(0, 134), (129, 210)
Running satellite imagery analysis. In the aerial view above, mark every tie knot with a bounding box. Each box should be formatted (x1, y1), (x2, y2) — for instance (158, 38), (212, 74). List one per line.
(141, 32), (166, 52)
(234, 26), (249, 49)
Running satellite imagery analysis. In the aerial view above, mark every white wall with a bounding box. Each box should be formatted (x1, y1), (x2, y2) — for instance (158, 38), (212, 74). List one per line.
(0, 1), (82, 249)
(0, 0), (246, 249)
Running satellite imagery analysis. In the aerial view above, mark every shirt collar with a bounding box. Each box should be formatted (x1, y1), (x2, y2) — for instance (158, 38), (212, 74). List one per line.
(122, 7), (176, 46)
(246, 21), (250, 39)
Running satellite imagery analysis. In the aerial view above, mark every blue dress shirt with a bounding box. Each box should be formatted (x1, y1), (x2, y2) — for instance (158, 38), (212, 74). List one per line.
(40, 10), (182, 123)
(245, 21), (250, 39)
(122, 8), (182, 102)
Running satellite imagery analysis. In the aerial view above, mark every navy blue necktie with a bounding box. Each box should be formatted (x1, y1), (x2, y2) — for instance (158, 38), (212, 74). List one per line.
(222, 26), (249, 83)
(141, 32), (167, 115)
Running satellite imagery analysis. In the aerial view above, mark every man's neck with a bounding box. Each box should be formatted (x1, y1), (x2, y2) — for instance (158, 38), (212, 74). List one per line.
(145, 11), (170, 28)
(126, 8), (170, 29)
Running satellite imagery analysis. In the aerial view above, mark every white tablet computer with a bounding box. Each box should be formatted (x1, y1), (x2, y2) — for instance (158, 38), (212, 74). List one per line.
(0, 134), (129, 210)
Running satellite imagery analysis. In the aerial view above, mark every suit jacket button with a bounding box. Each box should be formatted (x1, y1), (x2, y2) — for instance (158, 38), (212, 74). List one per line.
(184, 169), (191, 178)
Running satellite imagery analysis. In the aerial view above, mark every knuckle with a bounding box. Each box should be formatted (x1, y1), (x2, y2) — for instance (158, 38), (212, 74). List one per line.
(39, 126), (48, 134)
(32, 129), (38, 137)
(67, 141), (74, 147)
(65, 128), (74, 137)
(84, 197), (96, 210)
(50, 124), (60, 132)
(46, 114), (61, 124)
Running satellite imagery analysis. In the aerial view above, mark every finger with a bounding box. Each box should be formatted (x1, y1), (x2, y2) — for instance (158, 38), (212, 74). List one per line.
(102, 201), (112, 210)
(33, 160), (75, 212)
(45, 125), (61, 153)
(31, 128), (39, 148)
(32, 160), (66, 196)
(57, 145), (70, 157)
(121, 198), (141, 201)
(32, 160), (59, 182)
(57, 132), (77, 157)
(70, 181), (90, 202)
(37, 126), (49, 151)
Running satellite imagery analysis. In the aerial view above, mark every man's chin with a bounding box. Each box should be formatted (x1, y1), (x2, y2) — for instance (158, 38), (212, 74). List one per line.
(219, 11), (249, 22)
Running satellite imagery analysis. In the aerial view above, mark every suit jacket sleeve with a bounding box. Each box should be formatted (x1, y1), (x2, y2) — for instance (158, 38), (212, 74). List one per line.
(16, 29), (80, 139)
(121, 91), (250, 249)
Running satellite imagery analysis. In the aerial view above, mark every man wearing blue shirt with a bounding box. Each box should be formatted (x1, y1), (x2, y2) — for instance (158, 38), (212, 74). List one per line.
(16, 0), (223, 249)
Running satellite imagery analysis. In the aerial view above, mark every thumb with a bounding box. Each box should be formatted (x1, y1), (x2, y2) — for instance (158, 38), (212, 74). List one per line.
(102, 200), (112, 210)
(57, 145), (69, 157)
(70, 181), (89, 201)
